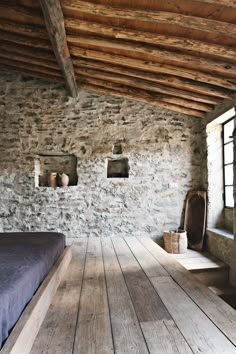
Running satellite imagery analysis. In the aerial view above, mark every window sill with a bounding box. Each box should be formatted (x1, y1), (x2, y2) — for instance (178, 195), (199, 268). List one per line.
(207, 227), (234, 240)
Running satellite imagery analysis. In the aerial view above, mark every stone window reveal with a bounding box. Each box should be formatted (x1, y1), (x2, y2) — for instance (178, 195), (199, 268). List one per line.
(223, 117), (235, 208)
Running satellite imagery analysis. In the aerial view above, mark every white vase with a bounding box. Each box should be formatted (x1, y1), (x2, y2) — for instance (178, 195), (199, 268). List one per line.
(60, 173), (69, 187)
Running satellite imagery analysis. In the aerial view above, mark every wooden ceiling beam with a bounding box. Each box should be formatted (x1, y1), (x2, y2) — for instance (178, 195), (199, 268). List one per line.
(69, 36), (236, 78)
(79, 81), (206, 118)
(71, 48), (236, 90)
(78, 75), (212, 112)
(75, 59), (233, 99)
(39, 0), (78, 97)
(65, 19), (236, 63)
(75, 67), (219, 106)
(62, 0), (236, 45)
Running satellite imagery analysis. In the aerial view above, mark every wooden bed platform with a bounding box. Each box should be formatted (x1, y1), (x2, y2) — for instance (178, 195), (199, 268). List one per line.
(0, 246), (72, 354)
(27, 237), (236, 354)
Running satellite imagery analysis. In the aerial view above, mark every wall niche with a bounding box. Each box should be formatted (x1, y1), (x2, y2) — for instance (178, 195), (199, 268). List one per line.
(107, 158), (129, 178)
(34, 154), (78, 187)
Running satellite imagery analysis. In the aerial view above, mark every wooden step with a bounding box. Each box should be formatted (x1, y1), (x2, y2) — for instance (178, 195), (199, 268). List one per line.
(170, 249), (228, 272)
(170, 249), (229, 286)
(209, 285), (236, 297)
(209, 285), (236, 311)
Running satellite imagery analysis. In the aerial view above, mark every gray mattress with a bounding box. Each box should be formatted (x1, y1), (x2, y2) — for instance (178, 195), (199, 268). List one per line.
(0, 232), (65, 348)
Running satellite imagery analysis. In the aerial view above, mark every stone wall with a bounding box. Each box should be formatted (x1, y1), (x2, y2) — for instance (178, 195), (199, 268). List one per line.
(0, 73), (205, 240)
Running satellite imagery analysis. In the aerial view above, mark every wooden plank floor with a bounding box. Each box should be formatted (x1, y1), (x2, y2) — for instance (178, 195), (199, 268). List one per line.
(30, 237), (236, 354)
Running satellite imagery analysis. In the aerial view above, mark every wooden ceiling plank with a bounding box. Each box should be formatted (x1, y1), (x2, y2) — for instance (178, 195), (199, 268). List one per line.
(0, 4), (44, 26)
(79, 81), (206, 118)
(62, 0), (236, 42)
(69, 36), (236, 78)
(0, 41), (56, 62)
(0, 20), (48, 40)
(62, 0), (236, 20)
(71, 48), (236, 90)
(18, 0), (41, 9)
(75, 59), (233, 99)
(0, 31), (51, 50)
(0, 51), (59, 71)
(65, 19), (236, 63)
(19, 0), (236, 19)
(0, 64), (64, 82)
(75, 67), (217, 107)
(39, 0), (78, 97)
(0, 58), (62, 78)
(78, 75), (212, 112)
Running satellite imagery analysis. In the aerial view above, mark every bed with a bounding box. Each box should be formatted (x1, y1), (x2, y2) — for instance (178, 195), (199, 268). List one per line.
(0, 232), (71, 352)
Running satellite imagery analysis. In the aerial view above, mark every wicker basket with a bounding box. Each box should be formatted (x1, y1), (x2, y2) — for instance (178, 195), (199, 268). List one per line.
(163, 230), (187, 254)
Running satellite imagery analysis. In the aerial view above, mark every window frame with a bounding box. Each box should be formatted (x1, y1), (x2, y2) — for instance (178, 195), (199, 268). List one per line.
(223, 116), (235, 208)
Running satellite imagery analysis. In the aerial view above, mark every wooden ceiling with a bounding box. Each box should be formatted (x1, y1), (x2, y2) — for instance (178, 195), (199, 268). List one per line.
(1, 0), (236, 118)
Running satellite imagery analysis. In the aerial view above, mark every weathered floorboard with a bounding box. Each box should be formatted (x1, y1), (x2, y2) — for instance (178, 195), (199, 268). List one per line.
(14, 237), (236, 354)
(73, 237), (113, 354)
(112, 237), (192, 353)
(102, 238), (148, 354)
(138, 236), (236, 347)
(30, 240), (88, 354)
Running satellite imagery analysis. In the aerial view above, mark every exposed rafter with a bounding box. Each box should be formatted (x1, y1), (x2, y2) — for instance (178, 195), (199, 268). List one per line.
(74, 59), (233, 99)
(80, 81), (206, 118)
(76, 67), (219, 106)
(1, 0), (236, 117)
(68, 35), (236, 78)
(39, 0), (78, 97)
(71, 48), (236, 90)
(65, 20), (236, 62)
(62, 0), (236, 45)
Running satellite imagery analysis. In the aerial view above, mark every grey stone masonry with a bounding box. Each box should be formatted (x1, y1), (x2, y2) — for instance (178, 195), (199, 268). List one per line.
(0, 73), (205, 239)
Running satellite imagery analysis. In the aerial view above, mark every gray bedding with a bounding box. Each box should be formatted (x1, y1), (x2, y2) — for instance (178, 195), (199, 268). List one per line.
(0, 232), (65, 348)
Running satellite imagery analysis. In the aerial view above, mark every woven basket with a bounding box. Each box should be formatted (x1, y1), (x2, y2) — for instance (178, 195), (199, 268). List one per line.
(163, 230), (187, 254)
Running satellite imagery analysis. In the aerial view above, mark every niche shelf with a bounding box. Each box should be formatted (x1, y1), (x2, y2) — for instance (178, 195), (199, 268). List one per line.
(34, 154), (78, 187)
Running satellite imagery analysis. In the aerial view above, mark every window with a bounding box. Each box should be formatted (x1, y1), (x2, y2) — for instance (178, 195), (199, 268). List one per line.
(223, 117), (235, 207)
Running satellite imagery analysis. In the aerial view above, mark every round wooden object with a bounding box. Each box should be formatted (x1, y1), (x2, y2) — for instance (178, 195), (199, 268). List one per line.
(163, 230), (187, 254)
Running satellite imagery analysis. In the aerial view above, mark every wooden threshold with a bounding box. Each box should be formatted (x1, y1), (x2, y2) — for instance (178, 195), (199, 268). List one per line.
(0, 246), (72, 354)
